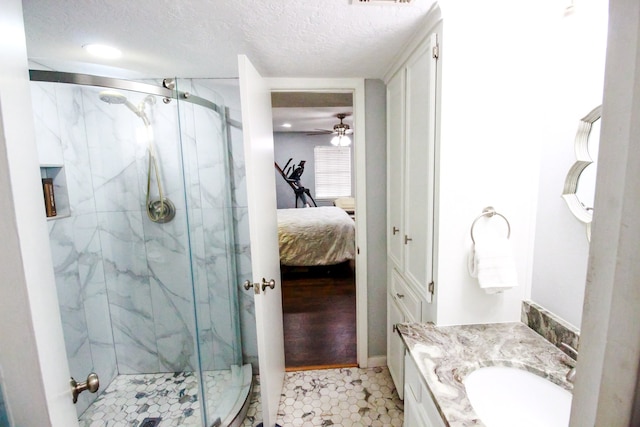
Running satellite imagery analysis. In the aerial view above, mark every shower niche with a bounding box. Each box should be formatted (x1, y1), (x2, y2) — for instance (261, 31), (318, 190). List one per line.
(39, 164), (70, 219)
(29, 72), (251, 427)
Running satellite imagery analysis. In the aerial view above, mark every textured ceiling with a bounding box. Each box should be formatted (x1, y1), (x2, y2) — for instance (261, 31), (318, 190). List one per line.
(22, 0), (437, 79)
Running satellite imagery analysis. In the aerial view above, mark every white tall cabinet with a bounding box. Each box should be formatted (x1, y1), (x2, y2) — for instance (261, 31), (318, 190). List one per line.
(386, 11), (442, 401)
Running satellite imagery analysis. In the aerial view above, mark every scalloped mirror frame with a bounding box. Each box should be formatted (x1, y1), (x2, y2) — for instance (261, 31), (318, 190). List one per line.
(562, 105), (602, 241)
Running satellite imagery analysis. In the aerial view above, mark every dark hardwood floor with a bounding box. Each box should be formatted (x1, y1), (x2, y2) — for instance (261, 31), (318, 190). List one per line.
(281, 262), (357, 369)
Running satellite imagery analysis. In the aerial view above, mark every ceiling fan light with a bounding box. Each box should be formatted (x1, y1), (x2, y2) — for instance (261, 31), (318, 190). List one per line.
(331, 135), (351, 146)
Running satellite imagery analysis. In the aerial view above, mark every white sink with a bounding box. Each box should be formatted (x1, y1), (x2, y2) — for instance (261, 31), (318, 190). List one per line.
(463, 366), (572, 427)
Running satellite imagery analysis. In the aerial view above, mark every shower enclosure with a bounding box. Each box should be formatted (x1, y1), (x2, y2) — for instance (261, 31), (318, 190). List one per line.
(29, 71), (250, 427)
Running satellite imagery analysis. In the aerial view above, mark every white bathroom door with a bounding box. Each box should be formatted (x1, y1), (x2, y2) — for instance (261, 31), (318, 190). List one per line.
(238, 54), (285, 427)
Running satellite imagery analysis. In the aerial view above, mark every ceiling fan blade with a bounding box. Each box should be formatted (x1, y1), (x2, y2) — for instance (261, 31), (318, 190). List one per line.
(306, 131), (334, 136)
(305, 129), (334, 135)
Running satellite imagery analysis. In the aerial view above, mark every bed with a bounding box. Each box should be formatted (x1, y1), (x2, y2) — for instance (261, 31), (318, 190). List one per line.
(277, 206), (355, 266)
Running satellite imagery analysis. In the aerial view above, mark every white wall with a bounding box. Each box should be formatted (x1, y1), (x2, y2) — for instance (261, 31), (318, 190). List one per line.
(427, 0), (608, 328)
(0, 0), (78, 425)
(431, 0), (607, 328)
(432, 0), (560, 325)
(531, 0), (608, 329)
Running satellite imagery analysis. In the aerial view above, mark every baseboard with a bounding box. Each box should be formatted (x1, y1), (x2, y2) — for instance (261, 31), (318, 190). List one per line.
(367, 356), (387, 368)
(285, 363), (358, 372)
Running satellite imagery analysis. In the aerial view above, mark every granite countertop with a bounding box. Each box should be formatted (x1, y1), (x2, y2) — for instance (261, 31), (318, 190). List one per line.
(397, 322), (574, 427)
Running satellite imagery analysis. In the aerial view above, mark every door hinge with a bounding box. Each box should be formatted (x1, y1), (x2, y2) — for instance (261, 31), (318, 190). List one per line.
(428, 281), (435, 295)
(432, 44), (439, 59)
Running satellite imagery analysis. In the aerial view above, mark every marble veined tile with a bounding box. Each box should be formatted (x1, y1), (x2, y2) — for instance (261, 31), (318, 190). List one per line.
(99, 211), (159, 374)
(143, 215), (197, 372)
(30, 81), (64, 165)
(56, 84), (97, 215)
(276, 367), (404, 427)
(78, 372), (201, 427)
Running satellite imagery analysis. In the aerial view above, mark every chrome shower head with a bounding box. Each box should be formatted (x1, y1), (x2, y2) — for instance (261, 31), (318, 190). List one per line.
(98, 90), (149, 125)
(99, 90), (128, 105)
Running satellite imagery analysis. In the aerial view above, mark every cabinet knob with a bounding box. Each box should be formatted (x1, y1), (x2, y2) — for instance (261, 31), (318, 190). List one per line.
(392, 226), (400, 235)
(404, 235), (413, 244)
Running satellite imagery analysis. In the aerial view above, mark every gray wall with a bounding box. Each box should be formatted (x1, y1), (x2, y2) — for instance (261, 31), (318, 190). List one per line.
(364, 79), (387, 359)
(274, 132), (355, 209)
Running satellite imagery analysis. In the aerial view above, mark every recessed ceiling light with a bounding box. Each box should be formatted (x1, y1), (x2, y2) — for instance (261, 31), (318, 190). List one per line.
(83, 44), (122, 59)
(282, 123), (292, 128)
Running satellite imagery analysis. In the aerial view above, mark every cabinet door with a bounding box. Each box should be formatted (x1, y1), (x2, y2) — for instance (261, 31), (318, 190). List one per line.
(386, 70), (405, 270)
(387, 295), (405, 400)
(403, 35), (438, 302)
(403, 384), (423, 427)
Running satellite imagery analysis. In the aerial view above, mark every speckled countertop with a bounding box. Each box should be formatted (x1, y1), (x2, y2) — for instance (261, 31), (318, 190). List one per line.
(397, 322), (574, 427)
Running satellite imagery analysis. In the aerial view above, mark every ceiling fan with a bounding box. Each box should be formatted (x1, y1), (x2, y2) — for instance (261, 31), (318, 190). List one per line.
(306, 113), (354, 136)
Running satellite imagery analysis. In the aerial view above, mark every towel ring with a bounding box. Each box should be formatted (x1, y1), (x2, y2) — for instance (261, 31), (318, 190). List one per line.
(470, 206), (511, 244)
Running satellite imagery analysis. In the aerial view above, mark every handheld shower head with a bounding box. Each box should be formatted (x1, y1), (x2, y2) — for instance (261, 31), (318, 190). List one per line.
(99, 90), (127, 105)
(98, 90), (143, 118)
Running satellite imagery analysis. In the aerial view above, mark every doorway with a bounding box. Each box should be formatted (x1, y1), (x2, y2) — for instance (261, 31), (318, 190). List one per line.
(271, 91), (358, 370)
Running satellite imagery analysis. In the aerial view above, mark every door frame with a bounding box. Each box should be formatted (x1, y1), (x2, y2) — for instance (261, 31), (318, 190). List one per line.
(266, 78), (369, 367)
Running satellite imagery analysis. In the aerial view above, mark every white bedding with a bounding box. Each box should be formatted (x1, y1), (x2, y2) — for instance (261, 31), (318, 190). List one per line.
(277, 206), (355, 266)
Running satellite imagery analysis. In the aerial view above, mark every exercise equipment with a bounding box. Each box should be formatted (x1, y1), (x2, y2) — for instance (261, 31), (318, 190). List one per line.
(275, 158), (317, 208)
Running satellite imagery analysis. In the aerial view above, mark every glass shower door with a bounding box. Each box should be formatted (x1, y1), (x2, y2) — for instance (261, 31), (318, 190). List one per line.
(30, 72), (250, 427)
(176, 78), (250, 427)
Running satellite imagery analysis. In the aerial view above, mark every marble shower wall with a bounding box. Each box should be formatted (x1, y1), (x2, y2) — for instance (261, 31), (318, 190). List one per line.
(32, 81), (118, 415)
(31, 80), (242, 414)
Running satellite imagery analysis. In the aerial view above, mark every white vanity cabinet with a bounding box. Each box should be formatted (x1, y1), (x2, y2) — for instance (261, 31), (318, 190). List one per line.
(386, 12), (442, 399)
(387, 271), (422, 399)
(404, 353), (446, 427)
(386, 25), (439, 302)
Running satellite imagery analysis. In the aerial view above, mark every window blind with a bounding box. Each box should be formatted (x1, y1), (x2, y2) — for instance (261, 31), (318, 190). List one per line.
(314, 146), (352, 199)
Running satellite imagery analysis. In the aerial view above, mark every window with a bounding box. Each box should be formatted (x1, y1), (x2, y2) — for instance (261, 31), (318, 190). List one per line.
(314, 146), (352, 199)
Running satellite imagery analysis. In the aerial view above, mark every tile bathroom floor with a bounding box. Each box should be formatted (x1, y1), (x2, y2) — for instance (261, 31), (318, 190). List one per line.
(79, 370), (240, 427)
(244, 366), (404, 427)
(78, 366), (402, 426)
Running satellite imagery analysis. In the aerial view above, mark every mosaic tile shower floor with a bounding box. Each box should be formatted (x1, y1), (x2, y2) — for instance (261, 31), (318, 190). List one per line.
(80, 366), (402, 426)
(79, 370), (237, 427)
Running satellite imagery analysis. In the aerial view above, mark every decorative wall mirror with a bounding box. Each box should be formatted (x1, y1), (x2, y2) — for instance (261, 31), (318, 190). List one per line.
(562, 105), (602, 241)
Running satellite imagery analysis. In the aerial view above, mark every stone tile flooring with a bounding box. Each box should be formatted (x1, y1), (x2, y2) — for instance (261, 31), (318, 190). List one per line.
(78, 366), (403, 427)
(244, 367), (404, 427)
(79, 369), (246, 427)
(79, 371), (202, 427)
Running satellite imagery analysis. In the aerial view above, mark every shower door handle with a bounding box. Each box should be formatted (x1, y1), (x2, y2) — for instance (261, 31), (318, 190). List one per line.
(71, 372), (99, 403)
(261, 278), (276, 292)
(243, 278), (276, 294)
(243, 280), (260, 294)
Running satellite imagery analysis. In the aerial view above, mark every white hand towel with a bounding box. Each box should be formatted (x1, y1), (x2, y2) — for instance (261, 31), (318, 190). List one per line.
(468, 237), (518, 294)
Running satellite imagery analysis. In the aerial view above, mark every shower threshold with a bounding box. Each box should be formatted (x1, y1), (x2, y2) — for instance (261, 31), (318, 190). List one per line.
(78, 364), (252, 427)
